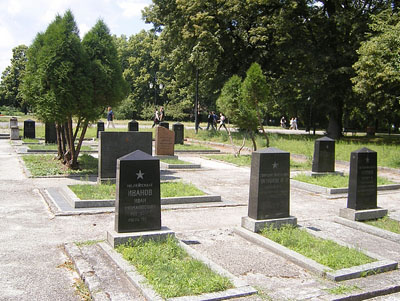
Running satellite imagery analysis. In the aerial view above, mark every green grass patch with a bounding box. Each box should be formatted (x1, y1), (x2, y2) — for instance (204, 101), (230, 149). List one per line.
(325, 285), (360, 295)
(116, 236), (233, 298)
(261, 225), (376, 270)
(292, 174), (395, 188)
(161, 158), (191, 165)
(28, 144), (92, 151)
(69, 181), (206, 200)
(363, 216), (400, 234)
(22, 138), (40, 143)
(22, 154), (97, 176)
(174, 143), (214, 151)
(74, 240), (105, 247)
(205, 154), (311, 170)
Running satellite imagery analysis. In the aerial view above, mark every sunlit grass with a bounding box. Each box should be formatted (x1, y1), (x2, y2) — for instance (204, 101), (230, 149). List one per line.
(292, 174), (395, 188)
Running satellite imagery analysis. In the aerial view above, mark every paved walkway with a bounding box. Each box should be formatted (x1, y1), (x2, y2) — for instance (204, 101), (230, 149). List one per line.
(1, 136), (400, 300)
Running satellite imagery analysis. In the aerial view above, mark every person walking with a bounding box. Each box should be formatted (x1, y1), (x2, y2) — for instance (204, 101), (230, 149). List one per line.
(280, 116), (286, 128)
(106, 106), (115, 129)
(152, 108), (160, 128)
(218, 112), (227, 131)
(206, 111), (215, 130)
(159, 106), (165, 122)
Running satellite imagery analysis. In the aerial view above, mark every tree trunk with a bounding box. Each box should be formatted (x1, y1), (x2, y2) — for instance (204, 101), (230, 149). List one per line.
(72, 120), (89, 168)
(327, 110), (342, 139)
(256, 108), (269, 147)
(249, 131), (257, 151)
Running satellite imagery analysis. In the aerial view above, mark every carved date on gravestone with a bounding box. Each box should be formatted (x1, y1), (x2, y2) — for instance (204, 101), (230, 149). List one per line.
(115, 150), (161, 233)
(248, 147), (290, 220)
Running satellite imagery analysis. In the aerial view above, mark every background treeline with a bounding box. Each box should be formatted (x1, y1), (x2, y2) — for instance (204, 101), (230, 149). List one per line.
(2, 0), (400, 138)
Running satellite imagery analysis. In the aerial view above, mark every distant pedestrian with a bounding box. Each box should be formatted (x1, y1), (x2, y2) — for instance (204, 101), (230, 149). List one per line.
(293, 117), (298, 130)
(280, 116), (286, 128)
(289, 118), (294, 130)
(159, 106), (165, 122)
(152, 108), (160, 128)
(218, 113), (227, 131)
(206, 111), (215, 130)
(106, 106), (115, 129)
(212, 111), (218, 129)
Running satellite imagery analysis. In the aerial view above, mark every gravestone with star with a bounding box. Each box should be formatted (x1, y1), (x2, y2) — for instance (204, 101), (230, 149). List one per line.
(242, 147), (296, 232)
(114, 150), (161, 232)
(339, 147), (387, 220)
(312, 136), (335, 173)
(98, 131), (152, 182)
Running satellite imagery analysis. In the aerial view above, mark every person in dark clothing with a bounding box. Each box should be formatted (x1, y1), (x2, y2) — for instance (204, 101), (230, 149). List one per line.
(206, 111), (215, 130)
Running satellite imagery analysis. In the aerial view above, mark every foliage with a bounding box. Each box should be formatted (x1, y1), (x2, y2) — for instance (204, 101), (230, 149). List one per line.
(352, 9), (400, 130)
(116, 236), (233, 298)
(261, 225), (376, 270)
(0, 45), (28, 109)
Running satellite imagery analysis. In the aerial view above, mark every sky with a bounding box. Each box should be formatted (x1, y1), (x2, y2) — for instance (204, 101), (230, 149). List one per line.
(0, 0), (153, 75)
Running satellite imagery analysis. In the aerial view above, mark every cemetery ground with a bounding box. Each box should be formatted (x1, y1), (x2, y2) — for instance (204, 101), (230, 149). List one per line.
(1, 124), (400, 300)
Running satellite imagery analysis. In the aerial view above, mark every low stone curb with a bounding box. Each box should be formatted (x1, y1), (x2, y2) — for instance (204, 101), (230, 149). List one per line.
(160, 162), (201, 169)
(291, 179), (400, 195)
(334, 216), (400, 244)
(175, 149), (220, 153)
(234, 227), (397, 282)
(64, 243), (110, 301)
(60, 186), (221, 209)
(99, 240), (257, 301)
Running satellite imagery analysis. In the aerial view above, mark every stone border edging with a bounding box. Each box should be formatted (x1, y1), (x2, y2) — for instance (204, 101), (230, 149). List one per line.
(160, 162), (201, 169)
(98, 240), (257, 301)
(61, 186), (221, 209)
(234, 227), (397, 282)
(175, 149), (220, 153)
(291, 179), (400, 195)
(64, 243), (111, 301)
(334, 216), (400, 244)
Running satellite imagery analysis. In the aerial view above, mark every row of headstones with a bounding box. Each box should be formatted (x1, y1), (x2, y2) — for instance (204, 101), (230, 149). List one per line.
(111, 142), (383, 238)
(9, 117), (57, 143)
(96, 119), (184, 145)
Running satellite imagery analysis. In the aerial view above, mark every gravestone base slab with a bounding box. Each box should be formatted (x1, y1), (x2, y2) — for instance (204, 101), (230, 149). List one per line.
(10, 127), (19, 140)
(241, 216), (297, 233)
(107, 227), (175, 248)
(310, 171), (344, 177)
(339, 207), (388, 221)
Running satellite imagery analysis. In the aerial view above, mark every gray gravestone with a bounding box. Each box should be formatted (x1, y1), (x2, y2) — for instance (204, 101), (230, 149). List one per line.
(173, 123), (184, 144)
(45, 122), (57, 144)
(248, 147), (290, 220)
(97, 120), (104, 138)
(9, 117), (18, 128)
(115, 150), (161, 233)
(128, 120), (139, 132)
(347, 147), (377, 210)
(159, 122), (169, 129)
(23, 119), (35, 139)
(312, 136), (335, 173)
(98, 132), (152, 181)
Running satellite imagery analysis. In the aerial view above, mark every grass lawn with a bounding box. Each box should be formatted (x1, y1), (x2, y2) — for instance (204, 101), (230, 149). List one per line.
(261, 225), (376, 270)
(116, 236), (233, 299)
(161, 158), (193, 165)
(363, 216), (400, 234)
(174, 143), (214, 151)
(69, 181), (206, 200)
(28, 144), (92, 151)
(22, 154), (97, 176)
(292, 173), (395, 188)
(205, 154), (311, 170)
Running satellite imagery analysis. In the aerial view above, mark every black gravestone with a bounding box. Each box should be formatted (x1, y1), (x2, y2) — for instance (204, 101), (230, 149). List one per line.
(159, 121), (169, 129)
(128, 120), (139, 132)
(248, 147), (290, 220)
(98, 132), (152, 180)
(45, 122), (57, 144)
(173, 123), (184, 144)
(97, 120), (104, 138)
(312, 136), (335, 173)
(23, 119), (35, 139)
(115, 150), (161, 233)
(347, 147), (377, 210)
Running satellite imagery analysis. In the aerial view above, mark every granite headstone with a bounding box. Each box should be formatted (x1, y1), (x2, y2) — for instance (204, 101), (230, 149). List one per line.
(155, 126), (175, 156)
(173, 123), (184, 145)
(23, 119), (35, 139)
(312, 136), (335, 173)
(9, 117), (18, 128)
(97, 120), (104, 138)
(159, 122), (169, 129)
(115, 150), (161, 233)
(347, 147), (377, 210)
(99, 132), (152, 180)
(45, 122), (57, 144)
(128, 120), (139, 132)
(248, 147), (290, 220)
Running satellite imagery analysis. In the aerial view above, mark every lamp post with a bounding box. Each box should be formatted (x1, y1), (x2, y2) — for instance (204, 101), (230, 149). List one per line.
(149, 81), (163, 106)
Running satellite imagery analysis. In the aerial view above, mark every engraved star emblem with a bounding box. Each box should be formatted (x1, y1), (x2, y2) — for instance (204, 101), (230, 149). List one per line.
(136, 170), (144, 180)
(366, 156), (370, 164)
(272, 162), (279, 169)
